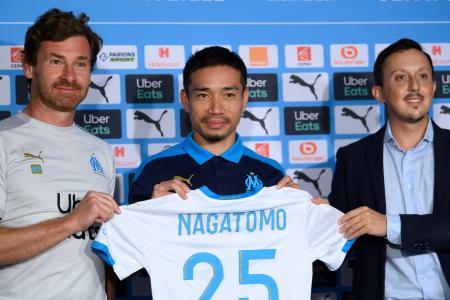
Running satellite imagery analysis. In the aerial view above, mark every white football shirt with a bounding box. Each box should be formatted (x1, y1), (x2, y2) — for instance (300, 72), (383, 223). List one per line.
(93, 186), (353, 300)
(0, 112), (115, 300)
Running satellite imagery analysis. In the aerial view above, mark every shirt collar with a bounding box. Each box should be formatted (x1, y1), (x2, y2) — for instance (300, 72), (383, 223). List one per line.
(384, 117), (434, 148)
(182, 132), (244, 165)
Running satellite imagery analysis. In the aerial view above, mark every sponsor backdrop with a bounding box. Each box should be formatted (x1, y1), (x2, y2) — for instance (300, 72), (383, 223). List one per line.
(1, 1), (450, 299)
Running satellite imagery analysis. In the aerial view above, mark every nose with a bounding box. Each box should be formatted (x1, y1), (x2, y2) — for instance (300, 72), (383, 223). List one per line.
(61, 63), (76, 82)
(208, 95), (225, 114)
(408, 76), (419, 91)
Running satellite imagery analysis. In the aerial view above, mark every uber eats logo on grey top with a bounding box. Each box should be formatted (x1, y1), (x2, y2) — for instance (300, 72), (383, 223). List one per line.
(247, 73), (278, 102)
(75, 110), (122, 139)
(333, 72), (374, 100)
(126, 74), (174, 103)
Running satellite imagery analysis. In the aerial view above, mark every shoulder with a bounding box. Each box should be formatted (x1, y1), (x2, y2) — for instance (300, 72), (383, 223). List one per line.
(241, 146), (284, 173)
(0, 114), (27, 134)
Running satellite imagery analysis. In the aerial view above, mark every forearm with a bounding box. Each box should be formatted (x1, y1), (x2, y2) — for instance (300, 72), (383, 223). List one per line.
(0, 215), (77, 265)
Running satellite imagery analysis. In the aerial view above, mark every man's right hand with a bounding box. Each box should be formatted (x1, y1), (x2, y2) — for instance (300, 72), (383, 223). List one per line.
(152, 178), (190, 200)
(66, 191), (120, 232)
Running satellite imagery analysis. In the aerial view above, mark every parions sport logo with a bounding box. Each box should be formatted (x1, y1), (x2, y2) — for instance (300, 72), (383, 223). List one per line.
(284, 107), (330, 135)
(96, 45), (138, 69)
(126, 74), (174, 103)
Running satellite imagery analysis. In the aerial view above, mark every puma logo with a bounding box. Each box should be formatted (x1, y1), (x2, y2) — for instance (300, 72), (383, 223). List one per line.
(341, 106), (373, 133)
(241, 109), (272, 135)
(294, 169), (325, 196)
(89, 76), (113, 103)
(24, 151), (44, 163)
(440, 105), (450, 115)
(174, 174), (194, 187)
(134, 110), (168, 137)
(289, 74), (322, 100)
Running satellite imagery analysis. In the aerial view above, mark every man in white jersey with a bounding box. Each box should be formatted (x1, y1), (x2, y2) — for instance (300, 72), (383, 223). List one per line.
(93, 187), (353, 299)
(0, 9), (120, 299)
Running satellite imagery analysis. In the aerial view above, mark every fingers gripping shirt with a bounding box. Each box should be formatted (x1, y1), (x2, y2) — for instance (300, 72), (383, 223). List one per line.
(93, 186), (353, 300)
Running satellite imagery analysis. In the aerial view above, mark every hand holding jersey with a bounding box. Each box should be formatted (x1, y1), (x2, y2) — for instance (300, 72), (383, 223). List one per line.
(93, 187), (353, 300)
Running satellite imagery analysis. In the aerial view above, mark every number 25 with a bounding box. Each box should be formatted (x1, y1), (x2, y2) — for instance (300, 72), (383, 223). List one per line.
(183, 249), (278, 300)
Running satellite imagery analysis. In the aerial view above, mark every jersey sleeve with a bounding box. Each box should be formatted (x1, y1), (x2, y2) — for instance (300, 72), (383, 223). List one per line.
(92, 207), (150, 280)
(306, 203), (354, 271)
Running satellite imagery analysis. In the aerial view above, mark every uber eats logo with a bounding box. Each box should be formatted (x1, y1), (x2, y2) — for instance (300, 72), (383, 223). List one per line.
(284, 107), (330, 135)
(126, 74), (174, 103)
(247, 73), (278, 102)
(75, 110), (122, 139)
(435, 71), (450, 99)
(333, 72), (374, 100)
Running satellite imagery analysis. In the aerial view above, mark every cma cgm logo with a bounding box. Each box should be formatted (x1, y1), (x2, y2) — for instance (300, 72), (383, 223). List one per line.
(10, 47), (23, 68)
(341, 46), (358, 59)
(297, 46), (312, 62)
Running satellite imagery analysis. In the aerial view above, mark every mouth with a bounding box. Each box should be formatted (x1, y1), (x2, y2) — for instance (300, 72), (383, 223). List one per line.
(202, 118), (230, 129)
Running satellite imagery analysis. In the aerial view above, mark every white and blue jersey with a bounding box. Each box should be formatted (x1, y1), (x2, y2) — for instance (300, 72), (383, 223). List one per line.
(129, 133), (285, 203)
(93, 186), (353, 300)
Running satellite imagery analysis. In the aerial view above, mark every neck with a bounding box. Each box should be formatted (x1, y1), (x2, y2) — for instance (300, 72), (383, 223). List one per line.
(23, 99), (75, 127)
(389, 118), (429, 150)
(192, 132), (236, 156)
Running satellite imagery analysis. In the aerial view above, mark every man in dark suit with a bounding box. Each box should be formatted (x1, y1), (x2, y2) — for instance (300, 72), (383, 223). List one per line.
(330, 38), (450, 300)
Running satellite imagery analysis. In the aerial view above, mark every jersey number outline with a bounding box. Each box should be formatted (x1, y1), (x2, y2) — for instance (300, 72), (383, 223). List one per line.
(183, 249), (278, 300)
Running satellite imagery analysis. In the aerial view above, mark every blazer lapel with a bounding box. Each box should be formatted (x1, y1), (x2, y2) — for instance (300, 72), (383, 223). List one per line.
(366, 126), (387, 213)
(432, 122), (450, 214)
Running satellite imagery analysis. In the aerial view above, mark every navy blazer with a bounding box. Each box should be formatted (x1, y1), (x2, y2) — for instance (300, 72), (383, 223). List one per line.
(329, 121), (450, 300)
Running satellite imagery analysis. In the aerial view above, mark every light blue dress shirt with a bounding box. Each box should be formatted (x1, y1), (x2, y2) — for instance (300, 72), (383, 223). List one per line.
(384, 119), (450, 300)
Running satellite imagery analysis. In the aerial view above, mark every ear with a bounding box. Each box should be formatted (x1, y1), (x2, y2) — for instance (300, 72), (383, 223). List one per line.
(241, 87), (249, 113)
(433, 80), (436, 97)
(23, 62), (33, 79)
(180, 89), (190, 113)
(372, 85), (385, 105)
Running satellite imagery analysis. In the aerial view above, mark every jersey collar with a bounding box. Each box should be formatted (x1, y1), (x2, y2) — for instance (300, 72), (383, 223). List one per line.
(182, 132), (244, 165)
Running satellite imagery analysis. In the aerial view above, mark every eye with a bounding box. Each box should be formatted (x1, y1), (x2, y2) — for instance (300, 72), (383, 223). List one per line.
(224, 92), (236, 99)
(394, 74), (407, 82)
(49, 58), (62, 66)
(418, 73), (429, 80)
(195, 92), (209, 100)
(75, 61), (88, 70)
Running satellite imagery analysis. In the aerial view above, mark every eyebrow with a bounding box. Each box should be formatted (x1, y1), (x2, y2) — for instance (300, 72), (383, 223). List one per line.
(49, 52), (89, 61)
(192, 86), (240, 92)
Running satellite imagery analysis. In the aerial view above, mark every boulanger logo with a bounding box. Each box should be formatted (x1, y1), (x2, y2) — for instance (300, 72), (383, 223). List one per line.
(286, 168), (332, 197)
(145, 45), (185, 69)
(334, 105), (381, 134)
(239, 45), (278, 68)
(433, 71), (450, 99)
(0, 75), (10, 105)
(127, 108), (175, 138)
(126, 74), (174, 103)
(247, 73), (278, 102)
(74, 110), (122, 139)
(333, 72), (374, 100)
(284, 107), (330, 135)
(83, 74), (120, 104)
(96, 45), (138, 69)
(285, 44), (324, 68)
(283, 72), (329, 101)
(432, 103), (450, 130)
(238, 107), (280, 136)
(288, 140), (328, 164)
(422, 43), (450, 66)
(331, 44), (368, 67)
(243, 140), (282, 164)
(111, 144), (142, 169)
(0, 46), (23, 70)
